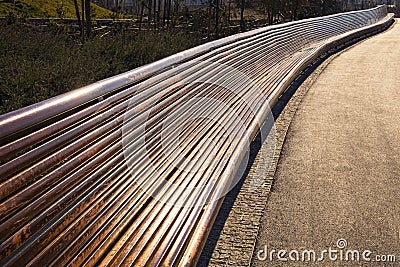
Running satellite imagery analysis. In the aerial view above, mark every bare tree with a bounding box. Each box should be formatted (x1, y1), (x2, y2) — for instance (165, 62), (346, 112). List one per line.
(240, 0), (246, 31)
(227, 0), (232, 24)
(72, 0), (92, 40)
(215, 0), (220, 37)
(85, 0), (92, 38)
(139, 1), (145, 30)
(153, 0), (157, 29)
(81, 0), (85, 34)
(163, 0), (168, 27)
(73, 0), (83, 35)
(167, 0), (172, 27)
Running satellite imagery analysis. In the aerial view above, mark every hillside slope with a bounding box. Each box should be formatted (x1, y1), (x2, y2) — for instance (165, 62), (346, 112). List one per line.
(0, 0), (113, 18)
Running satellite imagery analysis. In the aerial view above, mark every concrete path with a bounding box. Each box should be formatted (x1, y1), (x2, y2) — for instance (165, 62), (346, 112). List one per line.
(253, 19), (400, 266)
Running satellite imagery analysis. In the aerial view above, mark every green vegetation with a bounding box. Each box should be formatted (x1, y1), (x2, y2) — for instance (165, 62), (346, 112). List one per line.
(0, 0), (113, 18)
(0, 21), (203, 114)
(0, 0), (377, 115)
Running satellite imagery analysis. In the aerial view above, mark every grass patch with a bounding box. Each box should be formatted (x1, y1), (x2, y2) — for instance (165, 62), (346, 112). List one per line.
(0, 0), (113, 18)
(0, 21), (204, 114)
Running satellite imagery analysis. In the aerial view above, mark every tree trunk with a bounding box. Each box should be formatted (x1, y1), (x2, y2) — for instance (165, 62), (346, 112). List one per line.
(163, 0), (167, 27)
(215, 0), (220, 38)
(208, 2), (212, 38)
(228, 0), (231, 25)
(85, 0), (92, 38)
(81, 0), (85, 39)
(73, 0), (82, 36)
(148, 0), (152, 30)
(152, 0), (155, 29)
(139, 1), (144, 30)
(240, 0), (245, 31)
(167, 0), (171, 27)
(157, 0), (161, 29)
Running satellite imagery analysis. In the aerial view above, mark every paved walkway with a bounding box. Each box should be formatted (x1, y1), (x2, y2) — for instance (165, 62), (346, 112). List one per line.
(253, 19), (400, 266)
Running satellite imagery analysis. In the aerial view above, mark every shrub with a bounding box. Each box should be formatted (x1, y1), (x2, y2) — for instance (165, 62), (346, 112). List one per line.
(0, 21), (203, 115)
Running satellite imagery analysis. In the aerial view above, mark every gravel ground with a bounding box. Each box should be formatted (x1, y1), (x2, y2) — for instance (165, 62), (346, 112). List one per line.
(253, 19), (400, 267)
(200, 19), (400, 267)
